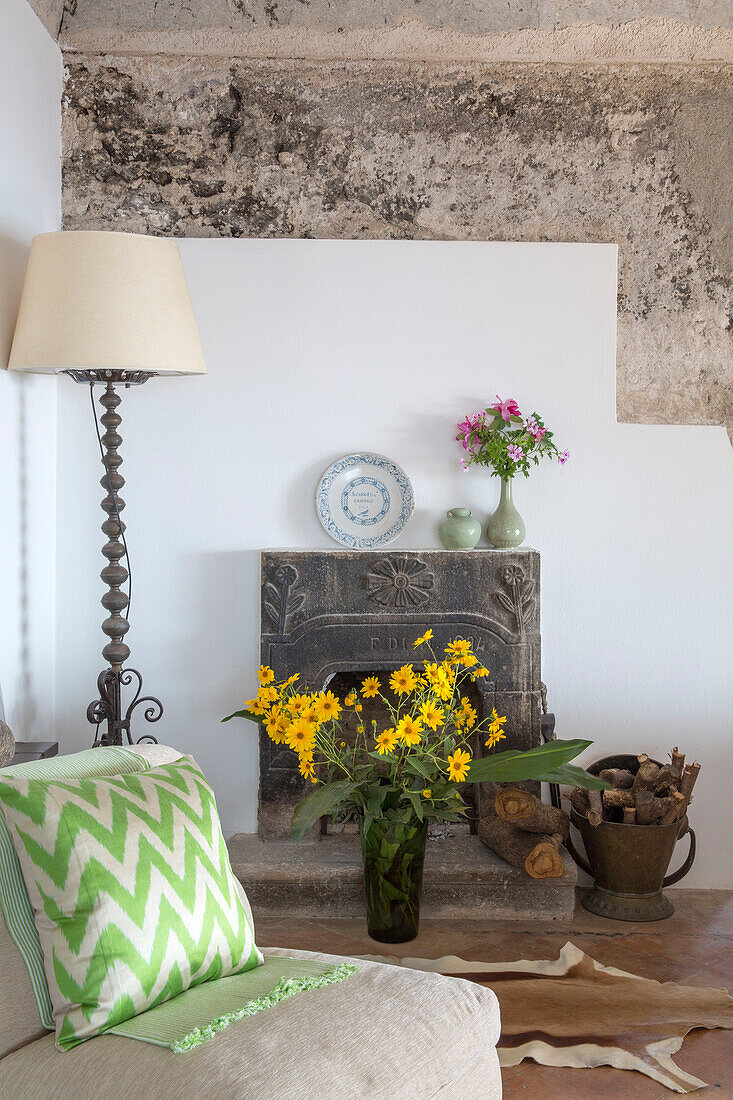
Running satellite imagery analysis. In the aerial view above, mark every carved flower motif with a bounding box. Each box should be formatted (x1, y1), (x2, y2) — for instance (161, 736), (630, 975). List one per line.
(501, 565), (525, 586)
(366, 556), (435, 609)
(276, 565), (298, 587)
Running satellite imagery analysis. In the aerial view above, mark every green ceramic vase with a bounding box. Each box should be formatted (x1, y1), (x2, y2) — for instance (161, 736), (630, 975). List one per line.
(438, 508), (481, 550)
(486, 478), (525, 549)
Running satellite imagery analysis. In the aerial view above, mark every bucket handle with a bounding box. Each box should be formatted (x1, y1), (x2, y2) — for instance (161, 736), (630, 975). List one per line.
(564, 831), (592, 877)
(663, 821), (696, 887)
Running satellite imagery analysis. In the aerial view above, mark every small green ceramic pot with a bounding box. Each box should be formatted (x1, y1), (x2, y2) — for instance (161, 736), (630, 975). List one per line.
(438, 508), (482, 550)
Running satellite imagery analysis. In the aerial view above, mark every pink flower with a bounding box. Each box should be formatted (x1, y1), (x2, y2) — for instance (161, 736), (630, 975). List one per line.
(525, 416), (546, 441)
(559, 449), (570, 465)
(490, 396), (521, 422)
(507, 444), (524, 462)
(460, 458), (469, 472)
(456, 413), (486, 451)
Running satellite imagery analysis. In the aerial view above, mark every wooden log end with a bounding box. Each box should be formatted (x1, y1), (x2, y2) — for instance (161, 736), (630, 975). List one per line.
(525, 837), (565, 879)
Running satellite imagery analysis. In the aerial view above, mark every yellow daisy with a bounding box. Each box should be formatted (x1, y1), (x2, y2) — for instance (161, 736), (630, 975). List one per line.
(298, 754), (317, 782)
(447, 748), (472, 783)
(445, 639), (472, 660)
(396, 714), (423, 746)
(286, 718), (316, 755)
(361, 676), (381, 699)
(375, 728), (398, 756)
(474, 666), (490, 678)
(390, 664), (418, 696)
(313, 691), (342, 723)
(488, 708), (507, 735)
(422, 789), (432, 799)
(265, 707), (287, 743)
(257, 665), (275, 686)
(484, 730), (506, 749)
(284, 674), (300, 687)
(287, 693), (310, 717)
(245, 697), (268, 716)
(423, 662), (441, 687)
(344, 692), (357, 707)
(419, 700), (445, 731)
(258, 685), (279, 704)
(412, 629), (434, 648)
(458, 696), (477, 730)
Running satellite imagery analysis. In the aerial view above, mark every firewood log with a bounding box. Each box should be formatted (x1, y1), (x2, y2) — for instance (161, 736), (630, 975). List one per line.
(494, 788), (569, 839)
(602, 788), (636, 810)
(633, 757), (661, 792)
(680, 763), (700, 805)
(587, 789), (603, 827)
(653, 764), (682, 794)
(565, 787), (590, 817)
(660, 789), (687, 824)
(635, 789), (673, 825)
(478, 815), (565, 879)
(623, 806), (637, 824)
(598, 768), (635, 789)
(671, 747), (686, 773)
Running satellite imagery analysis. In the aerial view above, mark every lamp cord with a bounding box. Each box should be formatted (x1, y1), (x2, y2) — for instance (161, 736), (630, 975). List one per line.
(89, 382), (133, 627)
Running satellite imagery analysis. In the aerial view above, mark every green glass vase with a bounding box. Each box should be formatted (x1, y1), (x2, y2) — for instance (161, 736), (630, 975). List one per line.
(359, 814), (428, 943)
(486, 478), (525, 549)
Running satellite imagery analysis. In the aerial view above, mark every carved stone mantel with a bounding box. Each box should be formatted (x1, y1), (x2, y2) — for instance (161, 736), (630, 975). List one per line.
(259, 548), (541, 837)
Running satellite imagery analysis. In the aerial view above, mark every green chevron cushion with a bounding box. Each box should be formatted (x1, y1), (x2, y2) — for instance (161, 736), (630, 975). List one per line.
(0, 757), (262, 1050)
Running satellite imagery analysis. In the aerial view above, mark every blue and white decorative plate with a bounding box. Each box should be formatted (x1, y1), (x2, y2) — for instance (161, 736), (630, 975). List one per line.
(315, 453), (414, 549)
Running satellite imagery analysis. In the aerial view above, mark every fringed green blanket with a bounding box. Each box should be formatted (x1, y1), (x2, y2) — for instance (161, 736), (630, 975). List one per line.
(108, 957), (359, 1053)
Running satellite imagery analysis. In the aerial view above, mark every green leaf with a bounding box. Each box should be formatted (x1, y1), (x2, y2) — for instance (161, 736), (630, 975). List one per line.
(467, 739), (592, 784)
(403, 789), (424, 822)
(221, 708), (259, 723)
(539, 764), (610, 790)
(404, 757), (435, 781)
(291, 781), (357, 841)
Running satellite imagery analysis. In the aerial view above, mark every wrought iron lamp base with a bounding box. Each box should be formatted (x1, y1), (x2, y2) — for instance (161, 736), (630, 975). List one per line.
(88, 668), (163, 747)
(65, 369), (163, 748)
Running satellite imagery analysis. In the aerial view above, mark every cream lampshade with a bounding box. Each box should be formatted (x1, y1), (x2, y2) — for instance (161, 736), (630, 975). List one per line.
(8, 229), (207, 748)
(9, 230), (206, 376)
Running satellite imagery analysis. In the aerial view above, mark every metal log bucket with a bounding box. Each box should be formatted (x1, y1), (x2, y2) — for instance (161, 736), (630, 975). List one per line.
(567, 753), (696, 922)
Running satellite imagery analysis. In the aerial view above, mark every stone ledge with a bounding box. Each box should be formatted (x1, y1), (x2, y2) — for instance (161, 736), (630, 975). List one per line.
(228, 832), (577, 921)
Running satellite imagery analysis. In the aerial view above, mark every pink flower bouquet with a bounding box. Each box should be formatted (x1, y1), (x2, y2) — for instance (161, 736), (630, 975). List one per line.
(456, 396), (568, 480)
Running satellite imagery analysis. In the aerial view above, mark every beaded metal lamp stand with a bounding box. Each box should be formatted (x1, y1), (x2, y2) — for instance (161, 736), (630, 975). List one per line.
(66, 370), (162, 746)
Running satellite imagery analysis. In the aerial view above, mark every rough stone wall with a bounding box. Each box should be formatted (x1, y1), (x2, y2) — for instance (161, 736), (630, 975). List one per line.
(62, 56), (732, 435)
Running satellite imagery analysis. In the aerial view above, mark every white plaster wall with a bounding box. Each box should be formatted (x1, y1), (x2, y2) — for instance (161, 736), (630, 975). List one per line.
(0, 0), (61, 740)
(54, 240), (733, 888)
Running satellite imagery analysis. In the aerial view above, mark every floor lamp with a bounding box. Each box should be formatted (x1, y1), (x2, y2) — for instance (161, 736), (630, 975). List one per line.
(9, 231), (207, 746)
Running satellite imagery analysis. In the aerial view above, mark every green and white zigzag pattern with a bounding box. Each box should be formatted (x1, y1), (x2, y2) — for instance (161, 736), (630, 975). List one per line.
(0, 759), (261, 1049)
(0, 745), (155, 1028)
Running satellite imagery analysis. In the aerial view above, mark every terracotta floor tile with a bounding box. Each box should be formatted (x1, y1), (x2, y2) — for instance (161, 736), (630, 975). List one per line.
(499, 1066), (571, 1098)
(505, 1062), (669, 1099)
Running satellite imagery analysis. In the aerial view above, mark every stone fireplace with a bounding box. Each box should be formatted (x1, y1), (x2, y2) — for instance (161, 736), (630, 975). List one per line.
(227, 546), (575, 921)
(259, 548), (542, 837)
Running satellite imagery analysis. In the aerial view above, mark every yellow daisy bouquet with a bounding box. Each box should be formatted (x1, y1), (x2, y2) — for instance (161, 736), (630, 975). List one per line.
(224, 631), (603, 941)
(224, 631), (602, 837)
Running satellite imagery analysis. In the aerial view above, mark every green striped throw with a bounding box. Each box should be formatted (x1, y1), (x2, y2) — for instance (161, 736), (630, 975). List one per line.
(0, 746), (155, 1028)
(0, 757), (262, 1049)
